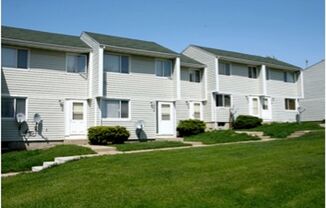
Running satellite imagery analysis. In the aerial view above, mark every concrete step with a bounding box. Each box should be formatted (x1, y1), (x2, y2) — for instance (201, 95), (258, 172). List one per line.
(54, 156), (81, 164)
(43, 161), (57, 168)
(32, 166), (44, 172)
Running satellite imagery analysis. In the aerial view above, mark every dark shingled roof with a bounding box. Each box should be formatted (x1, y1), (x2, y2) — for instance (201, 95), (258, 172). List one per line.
(193, 45), (301, 70)
(85, 32), (178, 55)
(2, 26), (90, 49)
(180, 54), (205, 67)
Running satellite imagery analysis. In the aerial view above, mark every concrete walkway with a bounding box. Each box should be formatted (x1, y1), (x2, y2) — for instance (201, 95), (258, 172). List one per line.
(2, 129), (314, 177)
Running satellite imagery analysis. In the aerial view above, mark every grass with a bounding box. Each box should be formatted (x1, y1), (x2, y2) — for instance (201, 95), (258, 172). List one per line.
(113, 141), (191, 151)
(4, 130), (324, 208)
(2, 144), (95, 173)
(244, 121), (323, 138)
(184, 130), (260, 144)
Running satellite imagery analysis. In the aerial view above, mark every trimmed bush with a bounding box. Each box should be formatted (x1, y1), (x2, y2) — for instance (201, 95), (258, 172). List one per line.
(88, 126), (130, 145)
(177, 119), (206, 137)
(233, 115), (262, 129)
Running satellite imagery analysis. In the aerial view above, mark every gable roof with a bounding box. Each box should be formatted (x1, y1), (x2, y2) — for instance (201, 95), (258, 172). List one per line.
(84, 32), (178, 56)
(2, 26), (90, 51)
(180, 54), (205, 68)
(192, 45), (301, 70)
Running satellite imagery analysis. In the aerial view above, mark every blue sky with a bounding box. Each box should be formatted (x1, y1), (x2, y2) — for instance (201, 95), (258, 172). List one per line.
(2, 0), (324, 68)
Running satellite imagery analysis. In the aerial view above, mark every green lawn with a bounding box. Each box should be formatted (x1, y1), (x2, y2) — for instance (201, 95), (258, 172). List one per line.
(2, 145), (95, 173)
(113, 141), (191, 151)
(184, 130), (260, 144)
(3, 130), (324, 208)
(244, 121), (323, 138)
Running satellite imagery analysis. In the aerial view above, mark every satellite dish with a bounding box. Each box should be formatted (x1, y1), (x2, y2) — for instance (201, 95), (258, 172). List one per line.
(16, 113), (26, 123)
(135, 120), (145, 130)
(34, 113), (42, 123)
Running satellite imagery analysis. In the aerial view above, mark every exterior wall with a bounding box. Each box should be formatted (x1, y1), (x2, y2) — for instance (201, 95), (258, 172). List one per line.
(180, 67), (204, 100)
(1, 46), (89, 142)
(270, 97), (297, 122)
(183, 47), (216, 122)
(301, 61), (325, 121)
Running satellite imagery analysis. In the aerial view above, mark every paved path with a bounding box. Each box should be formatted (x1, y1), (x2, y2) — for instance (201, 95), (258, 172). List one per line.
(2, 130), (314, 177)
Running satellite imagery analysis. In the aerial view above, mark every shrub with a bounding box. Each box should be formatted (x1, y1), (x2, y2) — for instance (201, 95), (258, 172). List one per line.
(233, 115), (262, 129)
(177, 119), (206, 137)
(88, 126), (130, 145)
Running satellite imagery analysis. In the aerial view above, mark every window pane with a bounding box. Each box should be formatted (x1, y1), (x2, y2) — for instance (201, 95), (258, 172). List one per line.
(77, 55), (86, 73)
(121, 101), (129, 118)
(194, 103), (201, 119)
(252, 98), (258, 115)
(262, 98), (268, 110)
(16, 98), (26, 115)
(164, 61), (172, 77)
(195, 70), (200, 82)
(189, 71), (194, 82)
(106, 100), (120, 118)
(287, 72), (295, 83)
(17, 49), (28, 69)
(225, 64), (230, 75)
(253, 68), (257, 78)
(216, 94), (223, 107)
(156, 61), (164, 76)
(266, 68), (270, 80)
(248, 67), (252, 78)
(283, 72), (287, 82)
(287, 99), (296, 110)
(224, 95), (231, 107)
(121, 56), (129, 73)
(218, 63), (225, 75)
(104, 54), (120, 72)
(1, 97), (14, 118)
(67, 55), (77, 73)
(161, 104), (171, 120)
(72, 102), (83, 120)
(2, 47), (16, 68)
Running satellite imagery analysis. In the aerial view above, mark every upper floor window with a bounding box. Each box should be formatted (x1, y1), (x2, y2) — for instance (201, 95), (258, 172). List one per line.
(104, 54), (129, 74)
(283, 71), (295, 83)
(189, 69), (200, 82)
(248, 66), (258, 78)
(218, 62), (231, 75)
(216, 94), (231, 107)
(2, 47), (28, 69)
(102, 99), (129, 119)
(266, 68), (270, 80)
(1, 97), (26, 118)
(156, 59), (172, 77)
(285, 98), (296, 110)
(66, 54), (87, 73)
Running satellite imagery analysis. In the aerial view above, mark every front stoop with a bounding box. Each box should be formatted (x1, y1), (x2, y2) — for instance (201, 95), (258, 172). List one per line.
(235, 131), (272, 140)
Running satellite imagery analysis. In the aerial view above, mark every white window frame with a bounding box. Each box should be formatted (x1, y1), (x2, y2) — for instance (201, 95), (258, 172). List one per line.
(65, 53), (87, 74)
(189, 101), (203, 120)
(283, 71), (296, 83)
(155, 59), (173, 78)
(248, 66), (258, 79)
(218, 62), (231, 76)
(285, 98), (297, 111)
(1, 95), (28, 120)
(188, 68), (201, 83)
(101, 98), (131, 121)
(1, 46), (30, 70)
(103, 53), (130, 74)
(216, 94), (232, 108)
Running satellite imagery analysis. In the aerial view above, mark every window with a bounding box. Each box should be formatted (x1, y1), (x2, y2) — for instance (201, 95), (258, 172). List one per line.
(156, 60), (172, 77)
(102, 99), (129, 119)
(216, 94), (231, 107)
(218, 62), (230, 75)
(104, 54), (129, 73)
(218, 122), (226, 127)
(1, 97), (26, 118)
(262, 98), (269, 110)
(266, 68), (270, 80)
(283, 71), (295, 83)
(193, 103), (201, 119)
(248, 66), (258, 78)
(285, 99), (296, 110)
(161, 104), (171, 120)
(66, 54), (87, 73)
(189, 69), (200, 82)
(2, 47), (28, 69)
(72, 102), (84, 120)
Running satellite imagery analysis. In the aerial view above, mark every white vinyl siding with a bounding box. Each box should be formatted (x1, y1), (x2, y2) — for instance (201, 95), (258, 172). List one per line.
(155, 59), (172, 77)
(66, 54), (87, 73)
(102, 99), (129, 119)
(104, 54), (129, 73)
(2, 47), (28, 69)
(1, 97), (26, 118)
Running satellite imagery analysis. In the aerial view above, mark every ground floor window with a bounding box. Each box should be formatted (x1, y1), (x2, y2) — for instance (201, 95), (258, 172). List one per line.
(285, 98), (296, 110)
(216, 94), (231, 107)
(190, 102), (202, 120)
(102, 99), (129, 119)
(1, 97), (26, 118)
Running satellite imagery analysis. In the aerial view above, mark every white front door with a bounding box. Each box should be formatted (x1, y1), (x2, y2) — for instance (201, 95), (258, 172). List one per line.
(189, 102), (202, 120)
(65, 100), (87, 136)
(249, 97), (260, 117)
(157, 102), (175, 135)
(261, 97), (272, 120)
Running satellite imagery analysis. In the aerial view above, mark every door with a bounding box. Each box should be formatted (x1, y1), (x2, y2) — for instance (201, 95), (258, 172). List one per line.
(261, 97), (272, 120)
(249, 97), (260, 117)
(157, 102), (174, 135)
(189, 102), (202, 120)
(65, 100), (87, 135)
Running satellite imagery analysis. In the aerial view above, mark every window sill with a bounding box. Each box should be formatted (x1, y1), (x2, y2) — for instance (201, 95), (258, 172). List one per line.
(104, 71), (131, 75)
(155, 76), (172, 80)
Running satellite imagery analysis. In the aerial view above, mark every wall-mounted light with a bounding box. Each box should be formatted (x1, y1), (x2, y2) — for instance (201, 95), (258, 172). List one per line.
(150, 101), (156, 111)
